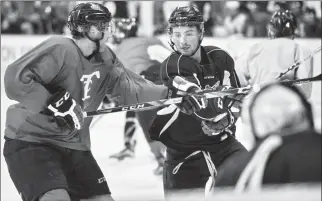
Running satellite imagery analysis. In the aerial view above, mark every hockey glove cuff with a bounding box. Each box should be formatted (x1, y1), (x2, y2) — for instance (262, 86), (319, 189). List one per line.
(172, 76), (200, 96)
(46, 90), (84, 130)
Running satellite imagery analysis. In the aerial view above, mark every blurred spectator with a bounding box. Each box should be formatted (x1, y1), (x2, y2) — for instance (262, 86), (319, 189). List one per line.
(153, 1), (167, 35)
(248, 1), (271, 37)
(162, 1), (190, 20)
(213, 1), (254, 37)
(192, 1), (214, 36)
(302, 7), (322, 38)
(214, 83), (321, 191)
(287, 1), (305, 37)
(103, 1), (128, 18)
(1, 1), (322, 38)
(1, 1), (30, 34)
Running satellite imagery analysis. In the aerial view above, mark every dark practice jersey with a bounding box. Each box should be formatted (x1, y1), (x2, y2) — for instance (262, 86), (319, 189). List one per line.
(214, 130), (321, 188)
(149, 46), (241, 152)
(4, 36), (168, 151)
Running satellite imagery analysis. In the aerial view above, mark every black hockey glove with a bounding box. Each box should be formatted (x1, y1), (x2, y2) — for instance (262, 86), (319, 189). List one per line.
(46, 90), (84, 130)
(199, 85), (244, 136)
(220, 85), (247, 120)
(201, 110), (234, 136)
(178, 86), (208, 115)
(172, 76), (208, 115)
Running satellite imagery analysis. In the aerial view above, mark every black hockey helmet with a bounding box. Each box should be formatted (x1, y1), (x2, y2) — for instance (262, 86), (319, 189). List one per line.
(67, 2), (112, 38)
(113, 17), (138, 44)
(168, 5), (204, 34)
(268, 10), (297, 39)
(67, 2), (112, 59)
(167, 6), (204, 56)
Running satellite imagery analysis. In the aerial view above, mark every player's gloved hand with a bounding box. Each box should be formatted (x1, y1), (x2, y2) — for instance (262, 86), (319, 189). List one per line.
(201, 110), (234, 136)
(46, 90), (84, 130)
(178, 86), (208, 115)
(219, 85), (247, 120)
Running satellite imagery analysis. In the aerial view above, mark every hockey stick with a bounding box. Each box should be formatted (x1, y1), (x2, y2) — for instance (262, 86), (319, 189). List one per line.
(84, 74), (321, 117)
(275, 46), (321, 79)
(84, 87), (251, 117)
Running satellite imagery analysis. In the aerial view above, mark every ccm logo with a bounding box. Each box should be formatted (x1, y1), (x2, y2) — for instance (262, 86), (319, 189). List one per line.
(121, 104), (145, 111)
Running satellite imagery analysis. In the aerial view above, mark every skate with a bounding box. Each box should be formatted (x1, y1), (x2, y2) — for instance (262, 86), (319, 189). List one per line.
(153, 156), (165, 176)
(109, 142), (136, 161)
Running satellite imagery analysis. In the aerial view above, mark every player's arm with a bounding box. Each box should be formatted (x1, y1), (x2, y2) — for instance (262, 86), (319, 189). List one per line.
(147, 44), (171, 63)
(4, 41), (83, 130)
(217, 49), (241, 88)
(104, 48), (168, 106)
(234, 50), (251, 87)
(161, 54), (202, 97)
(4, 41), (65, 113)
(161, 54), (207, 114)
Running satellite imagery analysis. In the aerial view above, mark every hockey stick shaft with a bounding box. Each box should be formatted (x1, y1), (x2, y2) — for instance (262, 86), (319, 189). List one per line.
(84, 74), (321, 117)
(84, 86), (251, 117)
(275, 46), (321, 79)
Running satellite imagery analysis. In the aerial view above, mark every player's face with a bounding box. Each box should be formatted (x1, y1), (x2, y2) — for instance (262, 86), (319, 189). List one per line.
(171, 26), (201, 56)
(89, 20), (115, 43)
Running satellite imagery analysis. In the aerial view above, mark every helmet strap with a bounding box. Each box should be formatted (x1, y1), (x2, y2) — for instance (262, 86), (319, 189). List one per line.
(84, 31), (105, 60)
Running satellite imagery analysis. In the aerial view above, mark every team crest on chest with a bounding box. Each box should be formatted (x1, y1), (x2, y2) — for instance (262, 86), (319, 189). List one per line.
(80, 71), (100, 101)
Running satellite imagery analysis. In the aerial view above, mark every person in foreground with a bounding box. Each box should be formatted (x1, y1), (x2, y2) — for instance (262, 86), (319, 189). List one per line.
(148, 5), (247, 200)
(3, 3), (169, 201)
(213, 83), (321, 192)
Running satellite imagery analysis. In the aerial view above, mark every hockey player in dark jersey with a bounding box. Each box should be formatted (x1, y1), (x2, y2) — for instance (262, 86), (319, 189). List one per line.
(2, 3), (169, 201)
(148, 5), (247, 199)
(214, 83), (321, 192)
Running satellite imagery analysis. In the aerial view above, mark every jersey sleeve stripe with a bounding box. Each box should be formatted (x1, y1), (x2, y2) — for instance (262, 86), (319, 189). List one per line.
(159, 108), (180, 137)
(164, 53), (174, 79)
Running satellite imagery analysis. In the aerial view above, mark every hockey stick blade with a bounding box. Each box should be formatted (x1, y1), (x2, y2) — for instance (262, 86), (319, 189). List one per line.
(84, 74), (321, 117)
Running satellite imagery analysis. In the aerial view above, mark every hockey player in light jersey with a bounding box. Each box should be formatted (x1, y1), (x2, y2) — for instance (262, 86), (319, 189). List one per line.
(148, 6), (247, 199)
(2, 3), (169, 201)
(103, 18), (170, 175)
(234, 10), (314, 149)
(235, 10), (313, 98)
